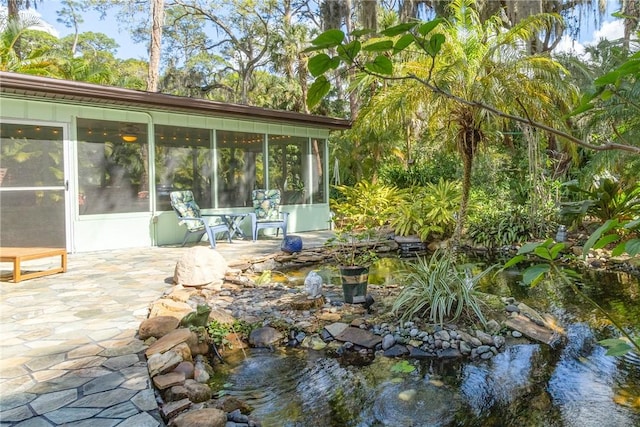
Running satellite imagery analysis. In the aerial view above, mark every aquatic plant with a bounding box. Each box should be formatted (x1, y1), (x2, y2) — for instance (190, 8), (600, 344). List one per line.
(392, 249), (492, 326)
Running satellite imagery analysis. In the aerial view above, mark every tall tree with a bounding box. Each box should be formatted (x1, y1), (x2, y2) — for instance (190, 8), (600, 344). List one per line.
(170, 0), (275, 105)
(56, 0), (86, 55)
(147, 0), (163, 92)
(308, 0), (585, 247)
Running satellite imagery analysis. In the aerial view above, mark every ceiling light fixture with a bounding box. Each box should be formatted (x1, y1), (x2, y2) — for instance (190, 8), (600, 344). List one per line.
(121, 124), (139, 143)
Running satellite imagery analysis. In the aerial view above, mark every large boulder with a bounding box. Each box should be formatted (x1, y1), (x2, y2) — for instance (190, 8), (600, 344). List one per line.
(173, 246), (228, 289)
(149, 298), (193, 320)
(139, 316), (180, 340)
(248, 326), (283, 347)
(170, 408), (227, 427)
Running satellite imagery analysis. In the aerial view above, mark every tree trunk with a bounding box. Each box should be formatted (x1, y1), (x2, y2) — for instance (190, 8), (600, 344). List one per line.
(452, 149), (473, 251)
(147, 0), (164, 93)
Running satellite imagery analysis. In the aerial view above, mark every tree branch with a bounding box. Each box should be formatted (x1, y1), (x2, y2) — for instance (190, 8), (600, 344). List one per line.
(353, 67), (640, 154)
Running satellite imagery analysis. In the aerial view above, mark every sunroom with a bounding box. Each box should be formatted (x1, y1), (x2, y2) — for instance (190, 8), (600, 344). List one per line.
(0, 72), (350, 253)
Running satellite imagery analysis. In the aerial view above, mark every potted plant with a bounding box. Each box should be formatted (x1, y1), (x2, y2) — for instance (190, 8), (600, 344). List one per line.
(327, 225), (379, 304)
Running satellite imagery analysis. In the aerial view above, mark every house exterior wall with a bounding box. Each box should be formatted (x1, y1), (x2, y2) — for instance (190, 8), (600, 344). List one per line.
(0, 95), (333, 252)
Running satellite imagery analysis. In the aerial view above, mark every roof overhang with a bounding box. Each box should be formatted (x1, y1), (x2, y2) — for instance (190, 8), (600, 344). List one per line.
(0, 71), (351, 131)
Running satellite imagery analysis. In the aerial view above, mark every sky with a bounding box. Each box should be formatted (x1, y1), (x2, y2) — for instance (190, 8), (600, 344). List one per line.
(26, 1), (627, 60)
(31, 1), (148, 60)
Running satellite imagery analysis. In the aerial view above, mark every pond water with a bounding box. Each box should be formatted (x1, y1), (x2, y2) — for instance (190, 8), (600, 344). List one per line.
(218, 259), (640, 427)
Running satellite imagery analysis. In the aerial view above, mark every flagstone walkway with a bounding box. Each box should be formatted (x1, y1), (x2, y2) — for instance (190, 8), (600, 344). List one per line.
(0, 231), (332, 426)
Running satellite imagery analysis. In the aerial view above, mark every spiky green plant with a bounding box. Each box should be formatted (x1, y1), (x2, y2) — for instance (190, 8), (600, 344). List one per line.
(392, 249), (493, 326)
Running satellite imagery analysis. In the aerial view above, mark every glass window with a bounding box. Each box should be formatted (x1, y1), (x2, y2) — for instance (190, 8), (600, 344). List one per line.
(268, 135), (309, 205)
(0, 123), (66, 247)
(216, 130), (264, 208)
(77, 118), (149, 214)
(155, 125), (212, 211)
(311, 138), (326, 203)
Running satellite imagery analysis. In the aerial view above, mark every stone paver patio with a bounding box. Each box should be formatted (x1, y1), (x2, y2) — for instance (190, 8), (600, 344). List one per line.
(0, 231), (332, 426)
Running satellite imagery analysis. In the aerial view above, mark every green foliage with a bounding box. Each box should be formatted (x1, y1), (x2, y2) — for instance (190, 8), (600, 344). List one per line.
(501, 238), (640, 356)
(207, 320), (257, 350)
(390, 360), (416, 374)
(390, 179), (461, 241)
(571, 50), (640, 116)
(331, 180), (404, 230)
(467, 206), (538, 252)
(378, 154), (460, 188)
(560, 178), (640, 223)
(581, 217), (640, 258)
(392, 249), (492, 326)
(326, 227), (380, 267)
(207, 320), (231, 348)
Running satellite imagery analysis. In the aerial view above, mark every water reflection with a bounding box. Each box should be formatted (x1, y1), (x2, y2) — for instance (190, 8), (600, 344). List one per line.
(461, 344), (540, 415)
(219, 261), (639, 426)
(548, 323), (639, 427)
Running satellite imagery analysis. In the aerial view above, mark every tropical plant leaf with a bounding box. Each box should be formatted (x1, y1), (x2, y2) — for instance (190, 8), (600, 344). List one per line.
(624, 218), (640, 229)
(363, 40), (394, 52)
(308, 54), (336, 77)
(351, 28), (375, 37)
(365, 55), (393, 75)
(625, 239), (640, 256)
(502, 254), (525, 269)
(309, 29), (345, 48)
(593, 233), (620, 249)
(417, 19), (443, 36)
(425, 33), (445, 57)
(599, 338), (632, 356)
(306, 76), (331, 109)
(393, 34), (415, 54)
(522, 264), (549, 286)
(562, 268), (582, 279)
(381, 22), (418, 37)
(518, 241), (542, 255)
(582, 219), (619, 258)
(549, 243), (565, 260)
(337, 40), (361, 64)
(594, 71), (620, 86)
(533, 246), (552, 260)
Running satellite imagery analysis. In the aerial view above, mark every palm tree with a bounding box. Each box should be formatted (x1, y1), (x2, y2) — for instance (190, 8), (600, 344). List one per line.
(321, 0), (579, 246)
(0, 11), (60, 74)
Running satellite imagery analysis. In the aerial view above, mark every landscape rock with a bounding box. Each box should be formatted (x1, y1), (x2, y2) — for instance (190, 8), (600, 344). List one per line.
(173, 246), (228, 289)
(153, 371), (186, 390)
(334, 327), (382, 349)
(146, 328), (193, 357)
(149, 298), (194, 319)
(139, 316), (180, 340)
(147, 350), (183, 378)
(249, 326), (283, 347)
(216, 396), (253, 415)
(170, 408), (227, 427)
(184, 379), (212, 403)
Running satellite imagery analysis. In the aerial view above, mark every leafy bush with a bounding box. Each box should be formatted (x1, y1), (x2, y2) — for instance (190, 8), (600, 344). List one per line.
(560, 178), (640, 224)
(392, 250), (492, 326)
(390, 179), (461, 241)
(467, 206), (537, 252)
(331, 180), (405, 230)
(379, 152), (459, 188)
(207, 320), (256, 350)
(326, 226), (379, 266)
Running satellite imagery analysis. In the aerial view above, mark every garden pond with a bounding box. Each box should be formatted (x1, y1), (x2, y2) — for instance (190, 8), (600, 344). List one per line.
(216, 258), (640, 427)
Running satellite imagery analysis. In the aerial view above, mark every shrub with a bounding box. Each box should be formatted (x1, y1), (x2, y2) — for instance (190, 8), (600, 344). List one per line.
(331, 180), (405, 231)
(392, 250), (492, 326)
(390, 179), (461, 241)
(379, 152), (459, 188)
(467, 206), (537, 252)
(560, 178), (640, 224)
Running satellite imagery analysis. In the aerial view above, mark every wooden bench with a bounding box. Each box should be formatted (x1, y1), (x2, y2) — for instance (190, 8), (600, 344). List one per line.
(0, 247), (67, 283)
